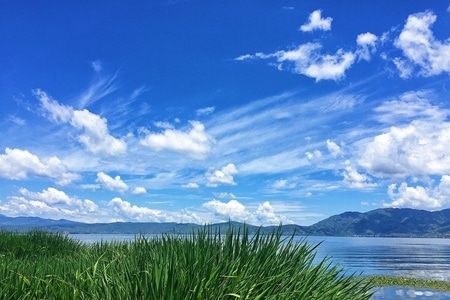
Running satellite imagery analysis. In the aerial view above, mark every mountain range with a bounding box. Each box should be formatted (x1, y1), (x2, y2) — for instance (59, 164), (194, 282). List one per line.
(1, 208), (450, 237)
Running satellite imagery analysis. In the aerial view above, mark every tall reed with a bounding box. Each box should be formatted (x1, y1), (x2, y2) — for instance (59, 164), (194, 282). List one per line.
(0, 227), (374, 299)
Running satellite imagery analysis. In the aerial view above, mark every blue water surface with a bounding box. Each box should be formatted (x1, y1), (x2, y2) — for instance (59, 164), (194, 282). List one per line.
(71, 234), (450, 299)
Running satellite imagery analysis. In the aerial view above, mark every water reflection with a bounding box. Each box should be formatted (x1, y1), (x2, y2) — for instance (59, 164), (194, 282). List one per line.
(372, 287), (450, 300)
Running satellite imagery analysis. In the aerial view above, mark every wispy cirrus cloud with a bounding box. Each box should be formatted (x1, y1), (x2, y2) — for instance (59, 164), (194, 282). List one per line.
(78, 62), (118, 108)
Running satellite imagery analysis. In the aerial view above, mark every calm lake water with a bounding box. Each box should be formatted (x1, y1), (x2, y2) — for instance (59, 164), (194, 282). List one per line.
(70, 234), (450, 299)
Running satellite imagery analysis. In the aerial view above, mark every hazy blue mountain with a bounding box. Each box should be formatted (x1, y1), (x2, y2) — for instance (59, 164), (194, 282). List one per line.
(307, 208), (450, 237)
(1, 208), (450, 237)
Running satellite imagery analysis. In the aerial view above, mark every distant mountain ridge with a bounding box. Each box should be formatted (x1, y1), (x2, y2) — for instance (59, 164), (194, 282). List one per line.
(1, 208), (450, 237)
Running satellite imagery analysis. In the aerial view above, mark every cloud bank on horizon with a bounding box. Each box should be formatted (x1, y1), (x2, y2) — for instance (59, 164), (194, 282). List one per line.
(1, 1), (450, 225)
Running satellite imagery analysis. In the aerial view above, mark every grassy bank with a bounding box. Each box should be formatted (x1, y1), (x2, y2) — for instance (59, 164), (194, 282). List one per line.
(0, 227), (373, 299)
(368, 275), (450, 292)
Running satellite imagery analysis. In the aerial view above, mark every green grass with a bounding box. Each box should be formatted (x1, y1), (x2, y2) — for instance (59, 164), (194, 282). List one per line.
(368, 275), (450, 292)
(0, 227), (374, 299)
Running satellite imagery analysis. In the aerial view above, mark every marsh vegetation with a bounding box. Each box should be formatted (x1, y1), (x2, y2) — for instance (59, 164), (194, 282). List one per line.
(0, 227), (375, 299)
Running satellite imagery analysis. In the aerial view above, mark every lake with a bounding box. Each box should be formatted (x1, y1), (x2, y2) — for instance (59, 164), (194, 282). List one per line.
(70, 234), (450, 299)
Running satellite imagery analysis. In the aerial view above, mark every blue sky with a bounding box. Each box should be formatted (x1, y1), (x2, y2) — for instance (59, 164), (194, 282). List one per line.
(1, 1), (450, 225)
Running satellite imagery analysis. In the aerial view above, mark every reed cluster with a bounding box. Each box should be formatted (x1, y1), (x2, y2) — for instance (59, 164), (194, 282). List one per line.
(0, 227), (373, 299)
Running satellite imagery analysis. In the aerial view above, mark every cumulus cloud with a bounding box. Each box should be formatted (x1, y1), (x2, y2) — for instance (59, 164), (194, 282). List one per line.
(360, 121), (450, 179)
(326, 140), (342, 157)
(386, 182), (441, 209)
(109, 197), (162, 222)
(132, 187), (147, 195)
(35, 89), (126, 156)
(236, 43), (355, 81)
(202, 199), (293, 225)
(356, 32), (378, 61)
(236, 10), (379, 81)
(206, 163), (238, 187)
(394, 11), (450, 77)
(0, 148), (79, 185)
(300, 10), (333, 32)
(342, 163), (377, 189)
(278, 44), (355, 81)
(255, 201), (285, 224)
(203, 199), (251, 221)
(96, 172), (128, 193)
(0, 187), (98, 221)
(359, 91), (450, 180)
(140, 121), (214, 159)
(71, 109), (127, 156)
(305, 150), (322, 161)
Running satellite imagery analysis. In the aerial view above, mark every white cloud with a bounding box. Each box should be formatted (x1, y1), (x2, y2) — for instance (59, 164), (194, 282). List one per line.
(305, 150), (322, 161)
(326, 140), (342, 157)
(255, 201), (285, 225)
(393, 58), (414, 78)
(140, 121), (214, 159)
(394, 11), (450, 77)
(0, 188), (98, 222)
(235, 43), (355, 81)
(182, 182), (199, 189)
(386, 182), (441, 209)
(35, 89), (72, 123)
(384, 175), (450, 210)
(206, 163), (238, 187)
(0, 148), (79, 185)
(203, 199), (251, 222)
(300, 10), (332, 32)
(71, 109), (127, 156)
(132, 187), (147, 195)
(19, 187), (83, 206)
(35, 89), (127, 156)
(359, 91), (450, 179)
(360, 121), (450, 179)
(356, 32), (378, 61)
(202, 199), (294, 225)
(277, 44), (356, 81)
(342, 163), (377, 189)
(234, 54), (253, 61)
(109, 197), (162, 222)
(96, 172), (128, 193)
(196, 106), (215, 116)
